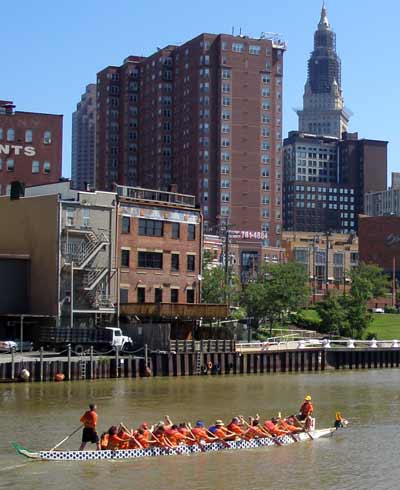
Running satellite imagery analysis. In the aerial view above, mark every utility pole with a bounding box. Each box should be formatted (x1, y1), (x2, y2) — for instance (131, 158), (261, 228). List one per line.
(70, 261), (74, 328)
(325, 230), (330, 294)
(224, 224), (229, 305)
(392, 256), (396, 308)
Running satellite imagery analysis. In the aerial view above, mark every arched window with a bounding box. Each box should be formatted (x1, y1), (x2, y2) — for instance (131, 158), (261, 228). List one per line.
(7, 129), (14, 141)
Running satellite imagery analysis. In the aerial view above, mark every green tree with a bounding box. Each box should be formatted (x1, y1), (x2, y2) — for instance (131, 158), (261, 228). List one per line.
(350, 263), (389, 302)
(242, 261), (309, 338)
(316, 292), (349, 336)
(201, 251), (240, 305)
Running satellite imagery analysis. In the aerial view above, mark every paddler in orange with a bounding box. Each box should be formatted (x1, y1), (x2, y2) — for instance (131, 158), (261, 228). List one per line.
(165, 424), (191, 446)
(227, 417), (246, 437)
(263, 417), (289, 437)
(178, 423), (197, 445)
(107, 426), (129, 450)
(79, 403), (101, 451)
(153, 423), (174, 448)
(245, 418), (268, 439)
(211, 420), (237, 441)
(191, 421), (218, 443)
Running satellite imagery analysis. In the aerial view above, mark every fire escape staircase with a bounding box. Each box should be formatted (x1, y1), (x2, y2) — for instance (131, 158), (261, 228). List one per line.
(82, 268), (109, 291)
(71, 232), (110, 270)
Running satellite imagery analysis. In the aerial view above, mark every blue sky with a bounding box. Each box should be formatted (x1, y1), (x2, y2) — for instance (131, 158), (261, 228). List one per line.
(1, 0), (398, 181)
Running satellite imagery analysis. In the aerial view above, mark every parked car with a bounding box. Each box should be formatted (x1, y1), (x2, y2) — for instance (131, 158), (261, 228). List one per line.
(372, 308), (385, 314)
(0, 340), (17, 353)
(0, 340), (34, 353)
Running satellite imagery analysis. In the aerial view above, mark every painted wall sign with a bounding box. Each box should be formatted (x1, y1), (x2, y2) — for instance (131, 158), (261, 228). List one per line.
(0, 144), (36, 157)
(385, 234), (400, 247)
(120, 205), (200, 224)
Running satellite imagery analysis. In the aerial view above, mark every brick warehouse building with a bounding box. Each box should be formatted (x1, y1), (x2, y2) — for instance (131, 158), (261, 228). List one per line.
(81, 32), (286, 272)
(0, 100), (62, 195)
(116, 185), (203, 305)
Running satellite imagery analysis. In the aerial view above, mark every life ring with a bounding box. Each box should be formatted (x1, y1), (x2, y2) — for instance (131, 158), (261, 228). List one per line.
(207, 361), (213, 370)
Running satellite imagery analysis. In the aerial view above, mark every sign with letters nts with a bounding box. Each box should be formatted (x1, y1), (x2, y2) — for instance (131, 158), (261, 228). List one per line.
(0, 144), (36, 157)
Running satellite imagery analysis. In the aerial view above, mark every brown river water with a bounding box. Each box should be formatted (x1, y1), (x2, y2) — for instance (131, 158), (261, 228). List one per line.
(0, 371), (400, 490)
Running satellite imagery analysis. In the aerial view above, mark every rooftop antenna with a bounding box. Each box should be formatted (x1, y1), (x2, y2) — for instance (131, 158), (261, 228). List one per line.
(232, 26), (234, 35)
(239, 27), (242, 36)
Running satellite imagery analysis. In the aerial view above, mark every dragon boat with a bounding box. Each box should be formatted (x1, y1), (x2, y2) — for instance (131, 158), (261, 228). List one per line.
(13, 427), (336, 462)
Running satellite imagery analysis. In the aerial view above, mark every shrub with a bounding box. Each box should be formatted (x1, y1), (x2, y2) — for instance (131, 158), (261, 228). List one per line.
(384, 306), (397, 314)
(366, 332), (378, 340)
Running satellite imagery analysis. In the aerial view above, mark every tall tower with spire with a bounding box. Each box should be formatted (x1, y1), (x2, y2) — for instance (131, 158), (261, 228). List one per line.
(297, 2), (350, 138)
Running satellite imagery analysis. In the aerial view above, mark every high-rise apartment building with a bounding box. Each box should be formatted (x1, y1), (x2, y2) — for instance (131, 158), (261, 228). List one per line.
(297, 3), (350, 139)
(94, 33), (286, 258)
(71, 84), (96, 190)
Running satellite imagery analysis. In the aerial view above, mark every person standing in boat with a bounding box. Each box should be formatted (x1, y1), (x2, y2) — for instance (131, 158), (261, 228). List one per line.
(298, 395), (315, 430)
(79, 403), (101, 451)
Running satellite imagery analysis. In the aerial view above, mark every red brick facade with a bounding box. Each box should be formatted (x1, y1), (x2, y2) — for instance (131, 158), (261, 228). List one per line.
(359, 216), (400, 274)
(117, 189), (202, 305)
(0, 101), (62, 195)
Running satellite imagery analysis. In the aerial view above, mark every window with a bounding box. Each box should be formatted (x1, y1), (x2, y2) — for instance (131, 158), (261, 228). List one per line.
(172, 222), (180, 239)
(122, 216), (130, 233)
(7, 129), (14, 141)
(32, 160), (39, 173)
(222, 110), (230, 120)
(138, 218), (163, 237)
(171, 288), (179, 303)
(6, 184), (11, 196)
(223, 96), (230, 106)
(7, 159), (14, 171)
(83, 208), (90, 227)
(222, 69), (231, 79)
(43, 161), (51, 174)
(187, 289), (195, 303)
(0, 128), (2, 139)
(24, 129), (33, 143)
(155, 288), (163, 304)
(66, 208), (74, 226)
(171, 253), (180, 272)
(43, 131), (51, 144)
(232, 42), (244, 53)
(249, 45), (261, 55)
(188, 224), (196, 240)
(120, 288), (129, 304)
(121, 249), (130, 268)
(187, 255), (196, 272)
(137, 287), (145, 304)
(138, 251), (163, 269)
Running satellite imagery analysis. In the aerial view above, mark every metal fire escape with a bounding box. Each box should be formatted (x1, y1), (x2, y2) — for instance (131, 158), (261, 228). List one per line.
(62, 231), (115, 312)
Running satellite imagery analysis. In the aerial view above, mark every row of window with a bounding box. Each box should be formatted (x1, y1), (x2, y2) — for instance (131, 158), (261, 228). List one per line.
(129, 287), (194, 305)
(294, 185), (355, 194)
(121, 217), (196, 240)
(121, 250), (196, 272)
(0, 159), (51, 174)
(0, 129), (52, 144)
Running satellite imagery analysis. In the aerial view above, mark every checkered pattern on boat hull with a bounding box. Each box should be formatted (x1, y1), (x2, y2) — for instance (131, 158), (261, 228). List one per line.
(38, 435), (300, 461)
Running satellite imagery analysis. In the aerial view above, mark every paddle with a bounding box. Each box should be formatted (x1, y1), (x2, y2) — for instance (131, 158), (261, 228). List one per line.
(50, 425), (83, 451)
(120, 422), (143, 449)
(206, 428), (230, 448)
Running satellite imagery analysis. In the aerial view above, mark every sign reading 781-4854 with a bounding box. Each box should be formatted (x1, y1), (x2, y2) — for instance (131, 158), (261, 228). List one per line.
(229, 230), (268, 240)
